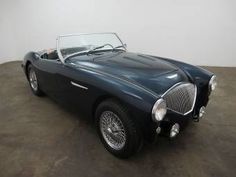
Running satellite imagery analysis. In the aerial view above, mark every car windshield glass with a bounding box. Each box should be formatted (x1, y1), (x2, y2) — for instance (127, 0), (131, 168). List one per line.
(57, 33), (125, 61)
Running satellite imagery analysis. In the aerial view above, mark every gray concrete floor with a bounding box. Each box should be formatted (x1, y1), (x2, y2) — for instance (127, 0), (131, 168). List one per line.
(0, 61), (235, 177)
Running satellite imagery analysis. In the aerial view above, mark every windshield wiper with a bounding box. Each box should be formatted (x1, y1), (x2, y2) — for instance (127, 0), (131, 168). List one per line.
(64, 50), (90, 61)
(64, 43), (120, 61)
(112, 45), (126, 51)
(87, 44), (114, 54)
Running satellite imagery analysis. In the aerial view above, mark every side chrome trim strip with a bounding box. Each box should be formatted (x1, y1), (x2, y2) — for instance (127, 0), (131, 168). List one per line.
(70, 81), (88, 90)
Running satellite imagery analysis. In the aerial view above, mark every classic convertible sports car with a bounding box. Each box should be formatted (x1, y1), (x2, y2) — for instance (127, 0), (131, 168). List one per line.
(22, 33), (217, 158)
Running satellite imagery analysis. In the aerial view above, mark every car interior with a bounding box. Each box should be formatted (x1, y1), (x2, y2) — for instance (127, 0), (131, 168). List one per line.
(41, 50), (59, 60)
(40, 47), (88, 61)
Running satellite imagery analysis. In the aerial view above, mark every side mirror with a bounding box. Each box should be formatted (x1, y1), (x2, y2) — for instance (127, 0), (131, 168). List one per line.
(124, 43), (127, 48)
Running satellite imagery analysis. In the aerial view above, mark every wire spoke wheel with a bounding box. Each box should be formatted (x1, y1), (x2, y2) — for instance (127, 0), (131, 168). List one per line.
(99, 111), (126, 150)
(29, 69), (38, 91)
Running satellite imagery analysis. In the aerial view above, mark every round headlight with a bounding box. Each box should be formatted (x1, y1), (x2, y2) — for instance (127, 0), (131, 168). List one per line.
(152, 98), (167, 122)
(209, 75), (217, 91)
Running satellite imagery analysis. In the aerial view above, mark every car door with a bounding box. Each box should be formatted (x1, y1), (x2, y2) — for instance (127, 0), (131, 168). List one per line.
(35, 57), (63, 98)
(35, 55), (94, 114)
(54, 63), (92, 113)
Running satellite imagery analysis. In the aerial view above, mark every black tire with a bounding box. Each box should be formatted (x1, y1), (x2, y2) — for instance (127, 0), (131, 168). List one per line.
(27, 64), (44, 96)
(95, 99), (143, 158)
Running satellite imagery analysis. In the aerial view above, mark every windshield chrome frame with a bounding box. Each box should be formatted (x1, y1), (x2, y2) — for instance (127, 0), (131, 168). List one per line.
(56, 32), (126, 64)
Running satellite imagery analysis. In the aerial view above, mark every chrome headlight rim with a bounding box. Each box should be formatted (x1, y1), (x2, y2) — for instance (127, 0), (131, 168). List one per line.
(152, 98), (167, 122)
(209, 75), (217, 92)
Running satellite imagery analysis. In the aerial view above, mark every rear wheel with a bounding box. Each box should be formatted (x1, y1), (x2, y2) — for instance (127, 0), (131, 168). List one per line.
(95, 99), (143, 158)
(27, 64), (44, 96)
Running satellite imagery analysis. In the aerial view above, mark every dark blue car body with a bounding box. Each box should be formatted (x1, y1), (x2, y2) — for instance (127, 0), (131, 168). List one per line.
(22, 50), (213, 141)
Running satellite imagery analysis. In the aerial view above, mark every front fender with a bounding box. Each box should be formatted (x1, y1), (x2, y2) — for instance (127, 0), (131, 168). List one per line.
(22, 51), (40, 76)
(156, 56), (214, 83)
(71, 64), (158, 115)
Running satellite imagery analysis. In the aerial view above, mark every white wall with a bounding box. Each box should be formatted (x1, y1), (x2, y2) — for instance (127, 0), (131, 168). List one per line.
(0, 0), (235, 66)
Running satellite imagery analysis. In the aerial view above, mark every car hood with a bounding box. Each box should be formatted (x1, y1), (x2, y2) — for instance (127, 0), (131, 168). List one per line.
(69, 51), (189, 96)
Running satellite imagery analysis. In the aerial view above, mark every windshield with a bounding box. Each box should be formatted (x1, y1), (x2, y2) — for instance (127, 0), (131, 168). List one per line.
(57, 33), (125, 62)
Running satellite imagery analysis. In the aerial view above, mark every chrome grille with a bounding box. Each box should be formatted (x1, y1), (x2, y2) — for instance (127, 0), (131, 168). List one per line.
(163, 83), (197, 115)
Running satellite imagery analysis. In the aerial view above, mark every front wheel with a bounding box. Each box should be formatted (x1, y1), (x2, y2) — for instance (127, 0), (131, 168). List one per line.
(95, 99), (143, 158)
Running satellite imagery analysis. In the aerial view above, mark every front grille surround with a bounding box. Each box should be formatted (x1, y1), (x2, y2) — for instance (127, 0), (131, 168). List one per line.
(162, 82), (197, 115)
